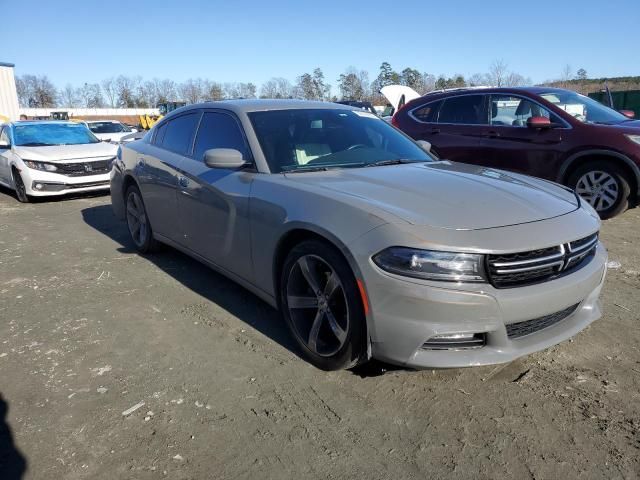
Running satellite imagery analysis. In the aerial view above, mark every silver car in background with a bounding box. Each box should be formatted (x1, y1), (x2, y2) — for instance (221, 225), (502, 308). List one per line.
(110, 100), (606, 370)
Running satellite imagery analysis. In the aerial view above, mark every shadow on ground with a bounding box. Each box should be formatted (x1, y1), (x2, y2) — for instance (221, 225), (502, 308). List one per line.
(81, 204), (408, 376)
(0, 394), (27, 480)
(81, 204), (306, 362)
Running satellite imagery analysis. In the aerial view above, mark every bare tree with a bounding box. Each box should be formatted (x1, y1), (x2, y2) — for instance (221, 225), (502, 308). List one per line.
(260, 77), (293, 98)
(179, 78), (204, 104)
(115, 76), (139, 107)
(560, 64), (574, 87)
(78, 83), (104, 108)
(59, 84), (79, 107)
(101, 77), (118, 107)
(487, 59), (509, 87)
(154, 78), (177, 104)
(15, 75), (58, 107)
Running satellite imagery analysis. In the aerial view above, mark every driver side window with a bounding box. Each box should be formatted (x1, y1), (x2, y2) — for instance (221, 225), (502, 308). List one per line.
(490, 95), (557, 127)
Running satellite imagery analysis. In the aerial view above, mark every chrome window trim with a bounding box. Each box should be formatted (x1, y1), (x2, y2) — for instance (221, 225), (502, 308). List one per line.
(407, 92), (573, 129)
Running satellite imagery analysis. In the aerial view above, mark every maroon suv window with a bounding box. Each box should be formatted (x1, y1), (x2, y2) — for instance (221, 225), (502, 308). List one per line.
(412, 100), (442, 122)
(438, 95), (488, 125)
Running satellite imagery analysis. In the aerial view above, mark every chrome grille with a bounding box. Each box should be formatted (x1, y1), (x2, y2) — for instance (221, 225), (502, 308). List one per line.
(55, 159), (113, 177)
(506, 303), (580, 339)
(487, 233), (598, 288)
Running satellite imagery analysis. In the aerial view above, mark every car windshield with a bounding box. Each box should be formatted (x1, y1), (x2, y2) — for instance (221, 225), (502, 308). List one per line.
(540, 91), (629, 125)
(13, 123), (100, 146)
(249, 108), (433, 173)
(88, 122), (127, 134)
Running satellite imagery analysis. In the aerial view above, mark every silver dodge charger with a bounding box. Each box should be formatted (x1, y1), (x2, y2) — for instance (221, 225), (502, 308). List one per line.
(111, 100), (607, 370)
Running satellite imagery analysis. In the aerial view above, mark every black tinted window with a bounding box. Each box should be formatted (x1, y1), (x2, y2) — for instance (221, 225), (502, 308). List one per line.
(161, 113), (200, 155)
(193, 112), (249, 161)
(438, 95), (488, 125)
(153, 122), (167, 145)
(412, 100), (441, 122)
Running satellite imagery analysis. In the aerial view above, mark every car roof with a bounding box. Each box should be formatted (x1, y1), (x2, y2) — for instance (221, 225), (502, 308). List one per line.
(86, 119), (121, 123)
(402, 86), (576, 109)
(7, 120), (81, 127)
(165, 99), (355, 119)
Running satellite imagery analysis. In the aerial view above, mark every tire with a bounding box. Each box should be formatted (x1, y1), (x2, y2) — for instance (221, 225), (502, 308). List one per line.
(568, 161), (631, 220)
(12, 168), (30, 203)
(280, 239), (367, 371)
(125, 185), (160, 253)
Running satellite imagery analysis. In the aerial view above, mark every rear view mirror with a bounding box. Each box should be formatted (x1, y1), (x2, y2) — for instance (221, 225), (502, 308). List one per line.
(526, 116), (552, 129)
(203, 148), (248, 169)
(620, 109), (635, 119)
(416, 140), (432, 153)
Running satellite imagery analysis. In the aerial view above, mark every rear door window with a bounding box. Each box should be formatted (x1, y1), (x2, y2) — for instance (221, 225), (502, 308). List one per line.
(161, 112), (200, 155)
(438, 95), (488, 125)
(192, 112), (250, 161)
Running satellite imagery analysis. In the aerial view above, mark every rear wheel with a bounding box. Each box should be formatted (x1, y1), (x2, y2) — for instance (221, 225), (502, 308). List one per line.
(568, 161), (631, 219)
(12, 168), (29, 203)
(280, 240), (367, 371)
(125, 185), (160, 253)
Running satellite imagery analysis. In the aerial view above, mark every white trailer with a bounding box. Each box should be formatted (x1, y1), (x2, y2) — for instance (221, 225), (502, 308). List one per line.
(0, 62), (19, 122)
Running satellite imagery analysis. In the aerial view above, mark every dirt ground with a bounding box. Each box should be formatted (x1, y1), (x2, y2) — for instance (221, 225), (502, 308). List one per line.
(0, 188), (638, 480)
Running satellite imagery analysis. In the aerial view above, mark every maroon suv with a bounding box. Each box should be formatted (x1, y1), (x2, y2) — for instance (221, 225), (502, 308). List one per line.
(392, 87), (640, 218)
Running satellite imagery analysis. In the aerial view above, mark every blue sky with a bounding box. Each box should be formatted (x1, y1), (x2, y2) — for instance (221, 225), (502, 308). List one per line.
(4, 0), (639, 90)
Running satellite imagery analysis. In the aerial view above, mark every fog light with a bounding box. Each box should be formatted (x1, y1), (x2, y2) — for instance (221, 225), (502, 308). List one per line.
(35, 183), (43, 190)
(422, 333), (486, 350)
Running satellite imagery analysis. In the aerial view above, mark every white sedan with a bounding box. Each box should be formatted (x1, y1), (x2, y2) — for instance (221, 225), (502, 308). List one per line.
(0, 121), (117, 202)
(86, 120), (137, 143)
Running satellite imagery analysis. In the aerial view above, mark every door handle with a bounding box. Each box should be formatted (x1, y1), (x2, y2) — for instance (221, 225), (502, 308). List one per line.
(485, 130), (500, 138)
(178, 176), (189, 188)
(430, 128), (440, 134)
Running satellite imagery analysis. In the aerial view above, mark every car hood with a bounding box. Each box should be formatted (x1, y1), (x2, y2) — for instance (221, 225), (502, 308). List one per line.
(14, 142), (117, 161)
(380, 85), (421, 111)
(284, 161), (579, 230)
(92, 132), (131, 141)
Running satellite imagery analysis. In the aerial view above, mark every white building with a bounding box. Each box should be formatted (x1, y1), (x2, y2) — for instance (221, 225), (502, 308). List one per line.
(0, 61), (19, 122)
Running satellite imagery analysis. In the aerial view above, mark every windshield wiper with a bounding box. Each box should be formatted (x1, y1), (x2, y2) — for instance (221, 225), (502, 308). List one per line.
(282, 166), (330, 173)
(365, 159), (422, 167)
(17, 142), (54, 146)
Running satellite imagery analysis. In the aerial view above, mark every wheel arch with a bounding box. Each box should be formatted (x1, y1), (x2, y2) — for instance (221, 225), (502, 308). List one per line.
(558, 150), (640, 197)
(272, 224), (372, 362)
(272, 225), (366, 300)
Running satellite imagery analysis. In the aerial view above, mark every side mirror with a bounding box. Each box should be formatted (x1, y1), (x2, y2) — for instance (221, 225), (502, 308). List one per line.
(203, 148), (248, 169)
(416, 140), (432, 153)
(527, 116), (552, 129)
(0, 140), (10, 149)
(620, 109), (635, 119)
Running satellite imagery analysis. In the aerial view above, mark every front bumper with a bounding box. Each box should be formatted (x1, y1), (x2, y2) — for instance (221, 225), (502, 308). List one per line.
(21, 168), (110, 196)
(358, 241), (607, 369)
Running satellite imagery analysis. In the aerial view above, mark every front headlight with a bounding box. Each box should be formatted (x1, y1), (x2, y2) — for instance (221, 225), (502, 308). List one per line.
(373, 247), (486, 282)
(625, 134), (640, 146)
(23, 160), (58, 172)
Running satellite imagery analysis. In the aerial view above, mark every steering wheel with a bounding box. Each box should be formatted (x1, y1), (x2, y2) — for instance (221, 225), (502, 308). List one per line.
(347, 144), (367, 151)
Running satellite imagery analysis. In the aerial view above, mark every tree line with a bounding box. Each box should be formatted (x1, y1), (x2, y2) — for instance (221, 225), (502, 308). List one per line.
(20, 60), (605, 109)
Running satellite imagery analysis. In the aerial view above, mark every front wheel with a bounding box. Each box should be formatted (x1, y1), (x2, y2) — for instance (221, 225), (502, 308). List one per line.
(280, 240), (367, 371)
(12, 168), (30, 203)
(568, 162), (631, 219)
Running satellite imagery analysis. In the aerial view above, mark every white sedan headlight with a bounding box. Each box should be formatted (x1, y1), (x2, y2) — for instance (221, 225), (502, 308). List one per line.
(373, 248), (486, 282)
(23, 160), (58, 172)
